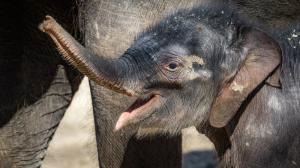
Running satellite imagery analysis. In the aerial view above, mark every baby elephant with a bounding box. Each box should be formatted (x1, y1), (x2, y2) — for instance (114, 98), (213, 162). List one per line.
(40, 4), (300, 168)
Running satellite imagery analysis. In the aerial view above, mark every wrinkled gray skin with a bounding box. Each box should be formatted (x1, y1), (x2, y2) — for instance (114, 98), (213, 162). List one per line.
(2, 0), (300, 168)
(41, 1), (300, 168)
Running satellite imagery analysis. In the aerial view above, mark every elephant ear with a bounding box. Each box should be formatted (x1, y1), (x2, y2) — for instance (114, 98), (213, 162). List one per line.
(209, 27), (281, 128)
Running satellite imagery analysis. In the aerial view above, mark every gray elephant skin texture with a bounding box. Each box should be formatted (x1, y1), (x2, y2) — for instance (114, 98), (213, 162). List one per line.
(41, 2), (300, 168)
(2, 0), (300, 168)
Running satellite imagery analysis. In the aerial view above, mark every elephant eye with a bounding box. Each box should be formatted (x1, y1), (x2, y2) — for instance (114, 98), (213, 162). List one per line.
(165, 62), (181, 72)
(168, 63), (178, 70)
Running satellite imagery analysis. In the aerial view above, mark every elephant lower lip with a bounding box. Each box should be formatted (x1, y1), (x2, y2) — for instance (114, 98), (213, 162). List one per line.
(115, 95), (161, 131)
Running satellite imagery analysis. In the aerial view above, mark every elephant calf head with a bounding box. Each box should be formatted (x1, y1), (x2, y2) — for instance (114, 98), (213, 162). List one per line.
(40, 5), (281, 136)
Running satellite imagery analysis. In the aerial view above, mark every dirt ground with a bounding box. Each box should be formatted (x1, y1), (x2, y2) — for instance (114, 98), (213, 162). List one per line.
(42, 78), (217, 168)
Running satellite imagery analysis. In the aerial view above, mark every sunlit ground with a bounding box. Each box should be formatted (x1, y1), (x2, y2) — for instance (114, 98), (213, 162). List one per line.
(42, 77), (217, 168)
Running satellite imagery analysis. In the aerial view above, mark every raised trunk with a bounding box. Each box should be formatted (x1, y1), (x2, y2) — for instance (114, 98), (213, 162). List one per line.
(40, 16), (137, 96)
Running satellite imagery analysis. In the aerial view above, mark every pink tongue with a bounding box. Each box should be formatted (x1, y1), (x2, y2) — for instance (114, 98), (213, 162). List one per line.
(114, 95), (158, 131)
(115, 112), (131, 131)
(115, 97), (151, 131)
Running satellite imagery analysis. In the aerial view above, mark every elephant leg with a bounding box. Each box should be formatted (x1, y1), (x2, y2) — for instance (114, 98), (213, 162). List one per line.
(0, 67), (73, 168)
(0, 1), (81, 167)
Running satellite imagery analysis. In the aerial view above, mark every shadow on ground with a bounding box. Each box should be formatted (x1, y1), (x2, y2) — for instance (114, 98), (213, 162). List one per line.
(183, 150), (217, 168)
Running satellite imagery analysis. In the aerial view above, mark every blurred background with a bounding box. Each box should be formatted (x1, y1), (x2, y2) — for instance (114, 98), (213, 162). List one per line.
(42, 77), (217, 168)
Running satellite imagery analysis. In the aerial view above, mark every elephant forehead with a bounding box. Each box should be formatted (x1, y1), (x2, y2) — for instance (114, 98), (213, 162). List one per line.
(166, 44), (189, 55)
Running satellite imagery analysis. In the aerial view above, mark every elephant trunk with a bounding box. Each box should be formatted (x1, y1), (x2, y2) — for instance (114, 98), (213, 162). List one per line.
(39, 16), (137, 96)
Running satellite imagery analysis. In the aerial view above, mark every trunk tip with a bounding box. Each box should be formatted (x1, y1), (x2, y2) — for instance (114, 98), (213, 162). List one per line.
(39, 15), (57, 33)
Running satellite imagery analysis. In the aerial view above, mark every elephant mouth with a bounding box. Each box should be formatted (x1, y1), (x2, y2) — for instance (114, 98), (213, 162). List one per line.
(115, 94), (163, 131)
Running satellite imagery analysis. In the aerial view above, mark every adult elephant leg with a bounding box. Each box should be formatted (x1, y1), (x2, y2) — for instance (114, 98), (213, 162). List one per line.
(81, 0), (201, 167)
(0, 1), (81, 167)
(0, 67), (73, 168)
